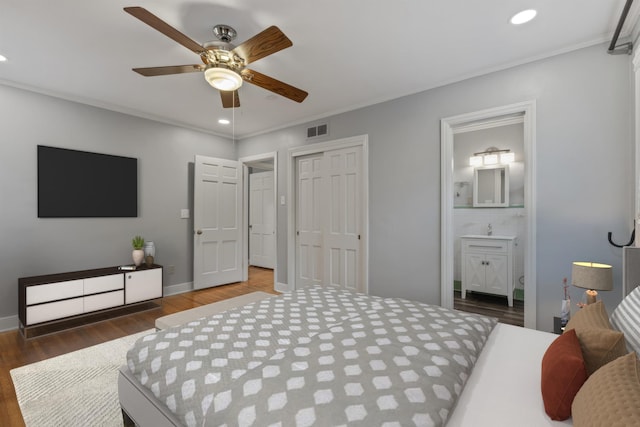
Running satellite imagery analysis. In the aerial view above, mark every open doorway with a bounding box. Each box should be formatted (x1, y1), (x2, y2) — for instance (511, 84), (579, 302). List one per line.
(441, 101), (536, 329)
(452, 119), (525, 326)
(240, 152), (277, 291)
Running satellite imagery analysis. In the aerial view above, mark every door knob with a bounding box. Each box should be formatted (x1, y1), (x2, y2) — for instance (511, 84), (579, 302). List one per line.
(196, 230), (203, 235)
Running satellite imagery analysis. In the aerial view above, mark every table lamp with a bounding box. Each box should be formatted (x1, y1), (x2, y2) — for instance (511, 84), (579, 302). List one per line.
(571, 261), (613, 305)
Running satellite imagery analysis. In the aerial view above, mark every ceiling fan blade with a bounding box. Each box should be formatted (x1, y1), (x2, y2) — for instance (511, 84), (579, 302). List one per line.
(124, 6), (203, 54)
(242, 69), (308, 103)
(220, 90), (241, 108)
(133, 64), (205, 77)
(232, 26), (292, 65)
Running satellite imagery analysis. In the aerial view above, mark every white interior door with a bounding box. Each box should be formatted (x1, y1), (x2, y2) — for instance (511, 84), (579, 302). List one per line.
(193, 155), (242, 289)
(249, 171), (275, 269)
(324, 146), (363, 291)
(296, 154), (324, 288)
(295, 147), (365, 292)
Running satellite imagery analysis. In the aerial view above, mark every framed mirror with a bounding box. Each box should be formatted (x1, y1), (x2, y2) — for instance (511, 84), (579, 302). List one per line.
(473, 165), (509, 207)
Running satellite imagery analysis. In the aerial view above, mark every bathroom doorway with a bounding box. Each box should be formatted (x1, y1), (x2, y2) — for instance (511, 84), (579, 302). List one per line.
(441, 101), (536, 329)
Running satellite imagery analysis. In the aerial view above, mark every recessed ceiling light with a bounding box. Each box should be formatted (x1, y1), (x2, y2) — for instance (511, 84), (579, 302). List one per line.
(218, 118), (230, 125)
(0, 54), (7, 62)
(510, 9), (537, 25)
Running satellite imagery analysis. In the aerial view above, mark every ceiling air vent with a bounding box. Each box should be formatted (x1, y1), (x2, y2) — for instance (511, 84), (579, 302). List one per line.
(306, 123), (329, 139)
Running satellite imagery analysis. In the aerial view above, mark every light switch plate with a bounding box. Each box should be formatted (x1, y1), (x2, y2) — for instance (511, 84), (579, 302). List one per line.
(180, 209), (190, 219)
(280, 196), (285, 205)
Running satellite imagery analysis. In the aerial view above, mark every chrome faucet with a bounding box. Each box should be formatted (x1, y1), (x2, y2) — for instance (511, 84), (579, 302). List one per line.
(487, 223), (493, 236)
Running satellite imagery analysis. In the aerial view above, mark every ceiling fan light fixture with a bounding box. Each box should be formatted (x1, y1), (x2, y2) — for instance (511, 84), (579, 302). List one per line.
(125, 8), (307, 106)
(204, 66), (243, 91)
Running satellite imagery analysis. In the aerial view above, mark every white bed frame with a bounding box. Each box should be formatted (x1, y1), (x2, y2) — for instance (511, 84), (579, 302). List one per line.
(119, 366), (181, 427)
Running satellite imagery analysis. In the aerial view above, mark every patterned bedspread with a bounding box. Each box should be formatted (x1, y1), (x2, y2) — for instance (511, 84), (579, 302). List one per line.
(126, 287), (497, 427)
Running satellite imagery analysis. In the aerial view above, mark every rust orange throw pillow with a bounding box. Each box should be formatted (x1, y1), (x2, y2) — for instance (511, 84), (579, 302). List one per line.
(541, 329), (587, 420)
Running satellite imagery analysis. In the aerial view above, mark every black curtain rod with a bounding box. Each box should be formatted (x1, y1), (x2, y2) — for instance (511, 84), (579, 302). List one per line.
(608, 0), (634, 54)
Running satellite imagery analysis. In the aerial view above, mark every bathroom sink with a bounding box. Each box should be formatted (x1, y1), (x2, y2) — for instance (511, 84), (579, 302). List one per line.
(461, 234), (517, 240)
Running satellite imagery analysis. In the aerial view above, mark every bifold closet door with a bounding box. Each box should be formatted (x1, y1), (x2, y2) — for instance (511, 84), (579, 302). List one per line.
(296, 154), (324, 288)
(324, 146), (362, 292)
(295, 146), (364, 292)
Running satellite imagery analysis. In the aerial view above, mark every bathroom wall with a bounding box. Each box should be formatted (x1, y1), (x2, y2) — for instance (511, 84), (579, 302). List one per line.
(453, 122), (524, 207)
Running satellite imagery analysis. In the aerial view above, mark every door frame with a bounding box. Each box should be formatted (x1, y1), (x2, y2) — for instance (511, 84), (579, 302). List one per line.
(239, 151), (278, 284)
(287, 135), (369, 292)
(441, 101), (537, 329)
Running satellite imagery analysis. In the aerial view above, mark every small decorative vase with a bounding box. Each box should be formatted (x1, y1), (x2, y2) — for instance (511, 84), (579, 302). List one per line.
(144, 241), (156, 258)
(145, 255), (154, 267)
(132, 249), (144, 266)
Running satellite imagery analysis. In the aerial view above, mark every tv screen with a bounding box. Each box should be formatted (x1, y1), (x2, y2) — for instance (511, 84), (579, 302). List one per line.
(38, 145), (138, 218)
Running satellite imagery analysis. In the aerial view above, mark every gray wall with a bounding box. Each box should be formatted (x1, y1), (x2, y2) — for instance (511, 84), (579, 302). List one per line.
(0, 85), (234, 322)
(1, 42), (633, 332)
(238, 43), (633, 331)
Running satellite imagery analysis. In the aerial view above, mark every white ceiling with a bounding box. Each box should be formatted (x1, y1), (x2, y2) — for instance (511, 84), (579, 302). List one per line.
(0, 1), (637, 139)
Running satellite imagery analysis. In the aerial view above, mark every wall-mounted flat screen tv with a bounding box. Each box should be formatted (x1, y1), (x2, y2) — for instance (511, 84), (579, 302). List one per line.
(38, 145), (138, 218)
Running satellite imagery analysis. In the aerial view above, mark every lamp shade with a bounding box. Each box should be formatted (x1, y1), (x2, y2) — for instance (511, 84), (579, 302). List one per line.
(571, 262), (613, 291)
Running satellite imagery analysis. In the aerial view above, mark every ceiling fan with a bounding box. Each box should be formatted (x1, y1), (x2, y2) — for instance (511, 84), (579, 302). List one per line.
(124, 6), (308, 108)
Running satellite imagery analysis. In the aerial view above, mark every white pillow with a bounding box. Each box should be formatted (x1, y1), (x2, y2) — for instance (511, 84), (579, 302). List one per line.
(610, 286), (640, 355)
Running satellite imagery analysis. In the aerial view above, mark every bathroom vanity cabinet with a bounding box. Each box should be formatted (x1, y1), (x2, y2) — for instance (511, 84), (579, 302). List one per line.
(461, 235), (516, 306)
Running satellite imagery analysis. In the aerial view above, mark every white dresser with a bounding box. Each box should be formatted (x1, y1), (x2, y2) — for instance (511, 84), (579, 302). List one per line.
(461, 235), (516, 307)
(19, 265), (162, 338)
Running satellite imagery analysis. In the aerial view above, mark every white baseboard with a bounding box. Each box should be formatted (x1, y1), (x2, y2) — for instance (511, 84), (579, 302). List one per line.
(0, 315), (18, 332)
(275, 281), (292, 293)
(163, 281), (193, 296)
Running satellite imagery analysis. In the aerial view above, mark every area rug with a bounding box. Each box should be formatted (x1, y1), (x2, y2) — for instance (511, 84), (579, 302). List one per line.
(10, 329), (154, 427)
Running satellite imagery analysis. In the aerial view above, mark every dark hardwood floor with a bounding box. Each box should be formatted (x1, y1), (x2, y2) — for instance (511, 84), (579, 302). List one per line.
(454, 290), (524, 327)
(0, 266), (278, 427)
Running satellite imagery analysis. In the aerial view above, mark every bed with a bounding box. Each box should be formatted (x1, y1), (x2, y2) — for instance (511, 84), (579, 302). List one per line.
(119, 286), (637, 426)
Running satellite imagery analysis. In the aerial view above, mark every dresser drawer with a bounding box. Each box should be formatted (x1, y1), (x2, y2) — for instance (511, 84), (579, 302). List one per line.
(84, 274), (123, 294)
(26, 298), (84, 325)
(26, 279), (84, 305)
(84, 290), (124, 312)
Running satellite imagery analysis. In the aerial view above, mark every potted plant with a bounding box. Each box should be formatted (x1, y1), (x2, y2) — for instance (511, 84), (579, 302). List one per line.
(132, 235), (145, 266)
